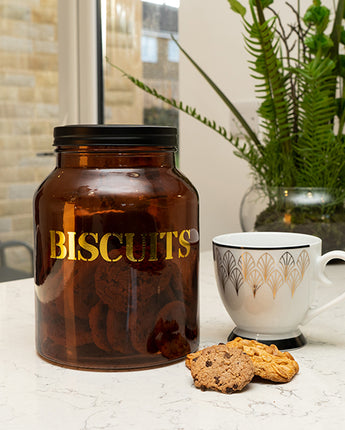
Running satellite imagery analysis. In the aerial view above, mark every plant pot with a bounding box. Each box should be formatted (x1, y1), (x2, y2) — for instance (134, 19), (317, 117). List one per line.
(240, 187), (345, 254)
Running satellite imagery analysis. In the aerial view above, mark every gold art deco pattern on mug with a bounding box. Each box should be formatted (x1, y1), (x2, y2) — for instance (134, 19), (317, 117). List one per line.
(215, 249), (310, 299)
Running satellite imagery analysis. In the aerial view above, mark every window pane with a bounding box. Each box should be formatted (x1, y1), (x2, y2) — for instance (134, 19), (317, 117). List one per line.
(141, 36), (158, 63)
(0, 0), (58, 277)
(168, 39), (179, 63)
(103, 0), (179, 129)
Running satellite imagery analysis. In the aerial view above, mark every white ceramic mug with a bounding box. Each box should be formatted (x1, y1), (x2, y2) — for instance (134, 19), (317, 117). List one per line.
(212, 232), (345, 349)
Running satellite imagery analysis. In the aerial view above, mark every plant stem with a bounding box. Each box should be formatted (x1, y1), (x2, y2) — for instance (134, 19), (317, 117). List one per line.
(330, 0), (345, 62)
(171, 35), (264, 153)
(268, 5), (299, 139)
(251, 1), (291, 154)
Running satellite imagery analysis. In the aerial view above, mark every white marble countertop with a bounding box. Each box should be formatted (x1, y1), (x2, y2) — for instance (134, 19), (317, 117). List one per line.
(1, 250), (345, 429)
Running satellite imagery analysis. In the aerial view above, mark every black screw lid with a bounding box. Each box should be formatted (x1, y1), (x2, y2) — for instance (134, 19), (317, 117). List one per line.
(54, 124), (177, 148)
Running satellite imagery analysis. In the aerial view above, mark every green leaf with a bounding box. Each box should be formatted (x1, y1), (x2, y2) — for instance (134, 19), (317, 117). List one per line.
(293, 55), (338, 187)
(246, 5), (291, 147)
(330, 1), (345, 49)
(339, 55), (345, 77)
(170, 35), (263, 152)
(227, 0), (246, 17)
(341, 30), (345, 45)
(336, 97), (345, 118)
(252, 0), (273, 9)
(305, 34), (333, 53)
(106, 57), (243, 151)
(304, 4), (330, 32)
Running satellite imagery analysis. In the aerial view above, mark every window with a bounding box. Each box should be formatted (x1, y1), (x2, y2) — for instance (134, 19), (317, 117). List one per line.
(168, 38), (179, 63)
(141, 36), (158, 63)
(103, 0), (179, 128)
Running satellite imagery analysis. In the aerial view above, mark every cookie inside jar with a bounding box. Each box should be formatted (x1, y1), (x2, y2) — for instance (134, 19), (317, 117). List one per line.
(35, 208), (199, 370)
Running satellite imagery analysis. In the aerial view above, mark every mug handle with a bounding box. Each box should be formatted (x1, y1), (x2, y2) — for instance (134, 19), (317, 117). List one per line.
(301, 250), (345, 325)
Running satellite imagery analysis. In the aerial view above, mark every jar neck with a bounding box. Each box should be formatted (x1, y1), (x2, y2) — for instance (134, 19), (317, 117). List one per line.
(56, 146), (176, 168)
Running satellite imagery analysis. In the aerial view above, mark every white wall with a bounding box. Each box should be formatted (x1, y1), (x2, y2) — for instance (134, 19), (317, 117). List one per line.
(179, 0), (254, 251)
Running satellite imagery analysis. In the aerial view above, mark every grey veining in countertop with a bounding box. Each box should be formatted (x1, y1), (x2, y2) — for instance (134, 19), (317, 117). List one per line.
(1, 250), (345, 429)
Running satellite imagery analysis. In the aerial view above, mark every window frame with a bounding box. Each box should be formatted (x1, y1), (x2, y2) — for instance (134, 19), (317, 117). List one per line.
(57, 0), (104, 124)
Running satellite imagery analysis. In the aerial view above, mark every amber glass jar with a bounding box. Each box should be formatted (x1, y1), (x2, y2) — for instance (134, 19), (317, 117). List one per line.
(34, 125), (199, 370)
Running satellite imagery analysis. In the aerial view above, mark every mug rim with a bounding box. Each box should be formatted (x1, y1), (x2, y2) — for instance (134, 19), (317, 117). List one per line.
(212, 231), (321, 250)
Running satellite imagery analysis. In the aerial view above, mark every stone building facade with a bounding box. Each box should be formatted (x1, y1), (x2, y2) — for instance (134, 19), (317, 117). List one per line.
(0, 0), (59, 271)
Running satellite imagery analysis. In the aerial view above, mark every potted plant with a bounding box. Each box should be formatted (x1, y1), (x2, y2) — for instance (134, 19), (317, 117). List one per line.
(109, 0), (345, 252)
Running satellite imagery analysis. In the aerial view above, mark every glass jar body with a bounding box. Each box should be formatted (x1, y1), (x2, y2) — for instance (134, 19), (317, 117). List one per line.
(34, 145), (199, 370)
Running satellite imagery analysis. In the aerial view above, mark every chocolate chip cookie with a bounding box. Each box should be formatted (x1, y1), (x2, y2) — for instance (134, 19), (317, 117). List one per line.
(189, 344), (254, 393)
